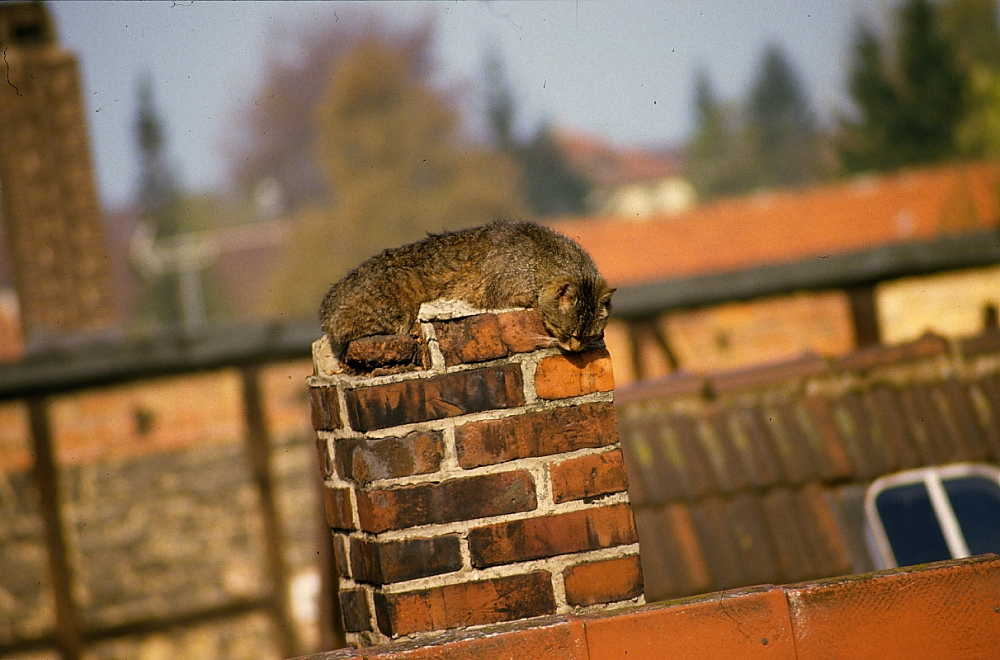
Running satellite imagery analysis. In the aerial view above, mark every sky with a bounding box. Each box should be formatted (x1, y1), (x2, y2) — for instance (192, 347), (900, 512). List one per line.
(50, 0), (897, 210)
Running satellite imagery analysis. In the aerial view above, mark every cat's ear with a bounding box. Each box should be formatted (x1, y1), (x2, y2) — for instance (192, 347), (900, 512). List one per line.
(556, 281), (578, 312)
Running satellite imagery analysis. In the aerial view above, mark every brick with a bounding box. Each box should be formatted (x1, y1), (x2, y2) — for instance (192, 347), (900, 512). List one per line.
(324, 487), (355, 531)
(550, 447), (629, 504)
(345, 364), (525, 432)
(339, 588), (374, 632)
(563, 554), (644, 607)
(468, 503), (638, 568)
(373, 572), (556, 637)
(350, 535), (462, 585)
(496, 309), (552, 354)
(310, 386), (341, 430)
(455, 402), (619, 468)
(335, 431), (443, 484)
(332, 533), (351, 578)
(356, 470), (537, 533)
(434, 314), (508, 365)
(344, 334), (421, 370)
(534, 348), (614, 400)
(316, 437), (333, 479)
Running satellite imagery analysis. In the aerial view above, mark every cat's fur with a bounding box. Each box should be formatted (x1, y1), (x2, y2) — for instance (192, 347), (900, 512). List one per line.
(319, 220), (614, 355)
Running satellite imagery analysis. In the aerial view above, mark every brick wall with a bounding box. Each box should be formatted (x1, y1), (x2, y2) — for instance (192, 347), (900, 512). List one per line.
(0, 7), (118, 341)
(0, 360), (324, 659)
(310, 305), (644, 646)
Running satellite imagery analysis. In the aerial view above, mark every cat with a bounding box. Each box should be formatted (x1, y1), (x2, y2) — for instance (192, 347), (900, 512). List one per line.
(319, 220), (614, 356)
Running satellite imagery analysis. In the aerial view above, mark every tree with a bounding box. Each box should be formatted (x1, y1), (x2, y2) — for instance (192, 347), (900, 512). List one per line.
(746, 44), (823, 187)
(225, 11), (435, 215)
(132, 75), (185, 330)
(481, 47), (589, 216)
(685, 52), (825, 201)
(839, 0), (971, 173)
(260, 28), (527, 318)
(940, 0), (1000, 157)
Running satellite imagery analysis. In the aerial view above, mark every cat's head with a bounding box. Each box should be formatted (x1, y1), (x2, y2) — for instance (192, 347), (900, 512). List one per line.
(538, 277), (615, 352)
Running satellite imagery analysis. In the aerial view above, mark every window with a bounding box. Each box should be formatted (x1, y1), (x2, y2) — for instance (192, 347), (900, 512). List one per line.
(864, 464), (1000, 570)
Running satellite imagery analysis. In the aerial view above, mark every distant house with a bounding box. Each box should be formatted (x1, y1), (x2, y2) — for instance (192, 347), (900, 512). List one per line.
(548, 160), (1000, 383)
(553, 127), (697, 217)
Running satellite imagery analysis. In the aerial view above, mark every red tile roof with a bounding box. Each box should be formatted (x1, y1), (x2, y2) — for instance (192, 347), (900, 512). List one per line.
(548, 161), (1000, 287)
(553, 127), (685, 189)
(615, 329), (1000, 602)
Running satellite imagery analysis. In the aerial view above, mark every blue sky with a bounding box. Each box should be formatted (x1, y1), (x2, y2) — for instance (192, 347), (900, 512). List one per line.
(50, 1), (895, 210)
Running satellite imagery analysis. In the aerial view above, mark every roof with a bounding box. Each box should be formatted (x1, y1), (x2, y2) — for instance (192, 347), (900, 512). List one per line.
(548, 161), (1000, 287)
(552, 126), (685, 190)
(297, 554), (1000, 660)
(614, 330), (1000, 602)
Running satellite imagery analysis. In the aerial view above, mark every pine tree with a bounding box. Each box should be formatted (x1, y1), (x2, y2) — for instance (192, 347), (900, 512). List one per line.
(839, 0), (970, 173)
(746, 44), (822, 187)
(481, 48), (588, 216)
(133, 75), (185, 329)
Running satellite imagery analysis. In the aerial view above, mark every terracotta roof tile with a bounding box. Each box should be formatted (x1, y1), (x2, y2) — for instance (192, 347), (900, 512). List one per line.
(549, 161), (1000, 287)
(618, 331), (1000, 603)
(958, 329), (1000, 357)
(614, 371), (704, 404)
(867, 386), (922, 471)
(708, 353), (830, 396)
(797, 396), (855, 482)
(760, 402), (819, 484)
(832, 333), (948, 373)
(939, 380), (991, 461)
(973, 374), (1000, 457)
(690, 498), (746, 591)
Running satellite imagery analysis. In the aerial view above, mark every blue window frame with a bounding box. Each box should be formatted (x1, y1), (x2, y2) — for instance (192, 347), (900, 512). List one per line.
(864, 464), (1000, 569)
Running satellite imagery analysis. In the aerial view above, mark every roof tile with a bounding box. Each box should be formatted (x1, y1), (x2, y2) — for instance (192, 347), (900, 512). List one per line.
(798, 396), (854, 482)
(939, 380), (991, 461)
(867, 386), (922, 471)
(708, 353), (830, 396)
(549, 161), (1000, 287)
(833, 333), (947, 373)
(761, 402), (822, 484)
(797, 482), (855, 579)
(690, 497), (746, 592)
(970, 374), (1000, 459)
(761, 488), (820, 584)
(958, 328), (1000, 358)
(614, 371), (705, 404)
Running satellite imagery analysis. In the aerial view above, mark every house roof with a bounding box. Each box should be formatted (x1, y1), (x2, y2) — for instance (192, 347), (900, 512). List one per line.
(552, 127), (685, 190)
(614, 329), (1000, 602)
(548, 161), (1000, 287)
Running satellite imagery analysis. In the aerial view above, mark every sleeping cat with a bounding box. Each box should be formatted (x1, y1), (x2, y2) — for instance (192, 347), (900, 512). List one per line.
(319, 220), (614, 355)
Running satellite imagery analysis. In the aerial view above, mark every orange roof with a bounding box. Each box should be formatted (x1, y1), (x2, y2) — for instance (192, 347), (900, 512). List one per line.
(553, 126), (685, 189)
(548, 161), (1000, 287)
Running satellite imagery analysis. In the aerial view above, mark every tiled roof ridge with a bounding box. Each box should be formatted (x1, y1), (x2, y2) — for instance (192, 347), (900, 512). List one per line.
(547, 159), (1000, 287)
(618, 327), (1000, 405)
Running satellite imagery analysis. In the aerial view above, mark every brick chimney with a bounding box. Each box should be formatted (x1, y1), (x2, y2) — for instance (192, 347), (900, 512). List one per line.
(0, 2), (118, 344)
(309, 303), (643, 646)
